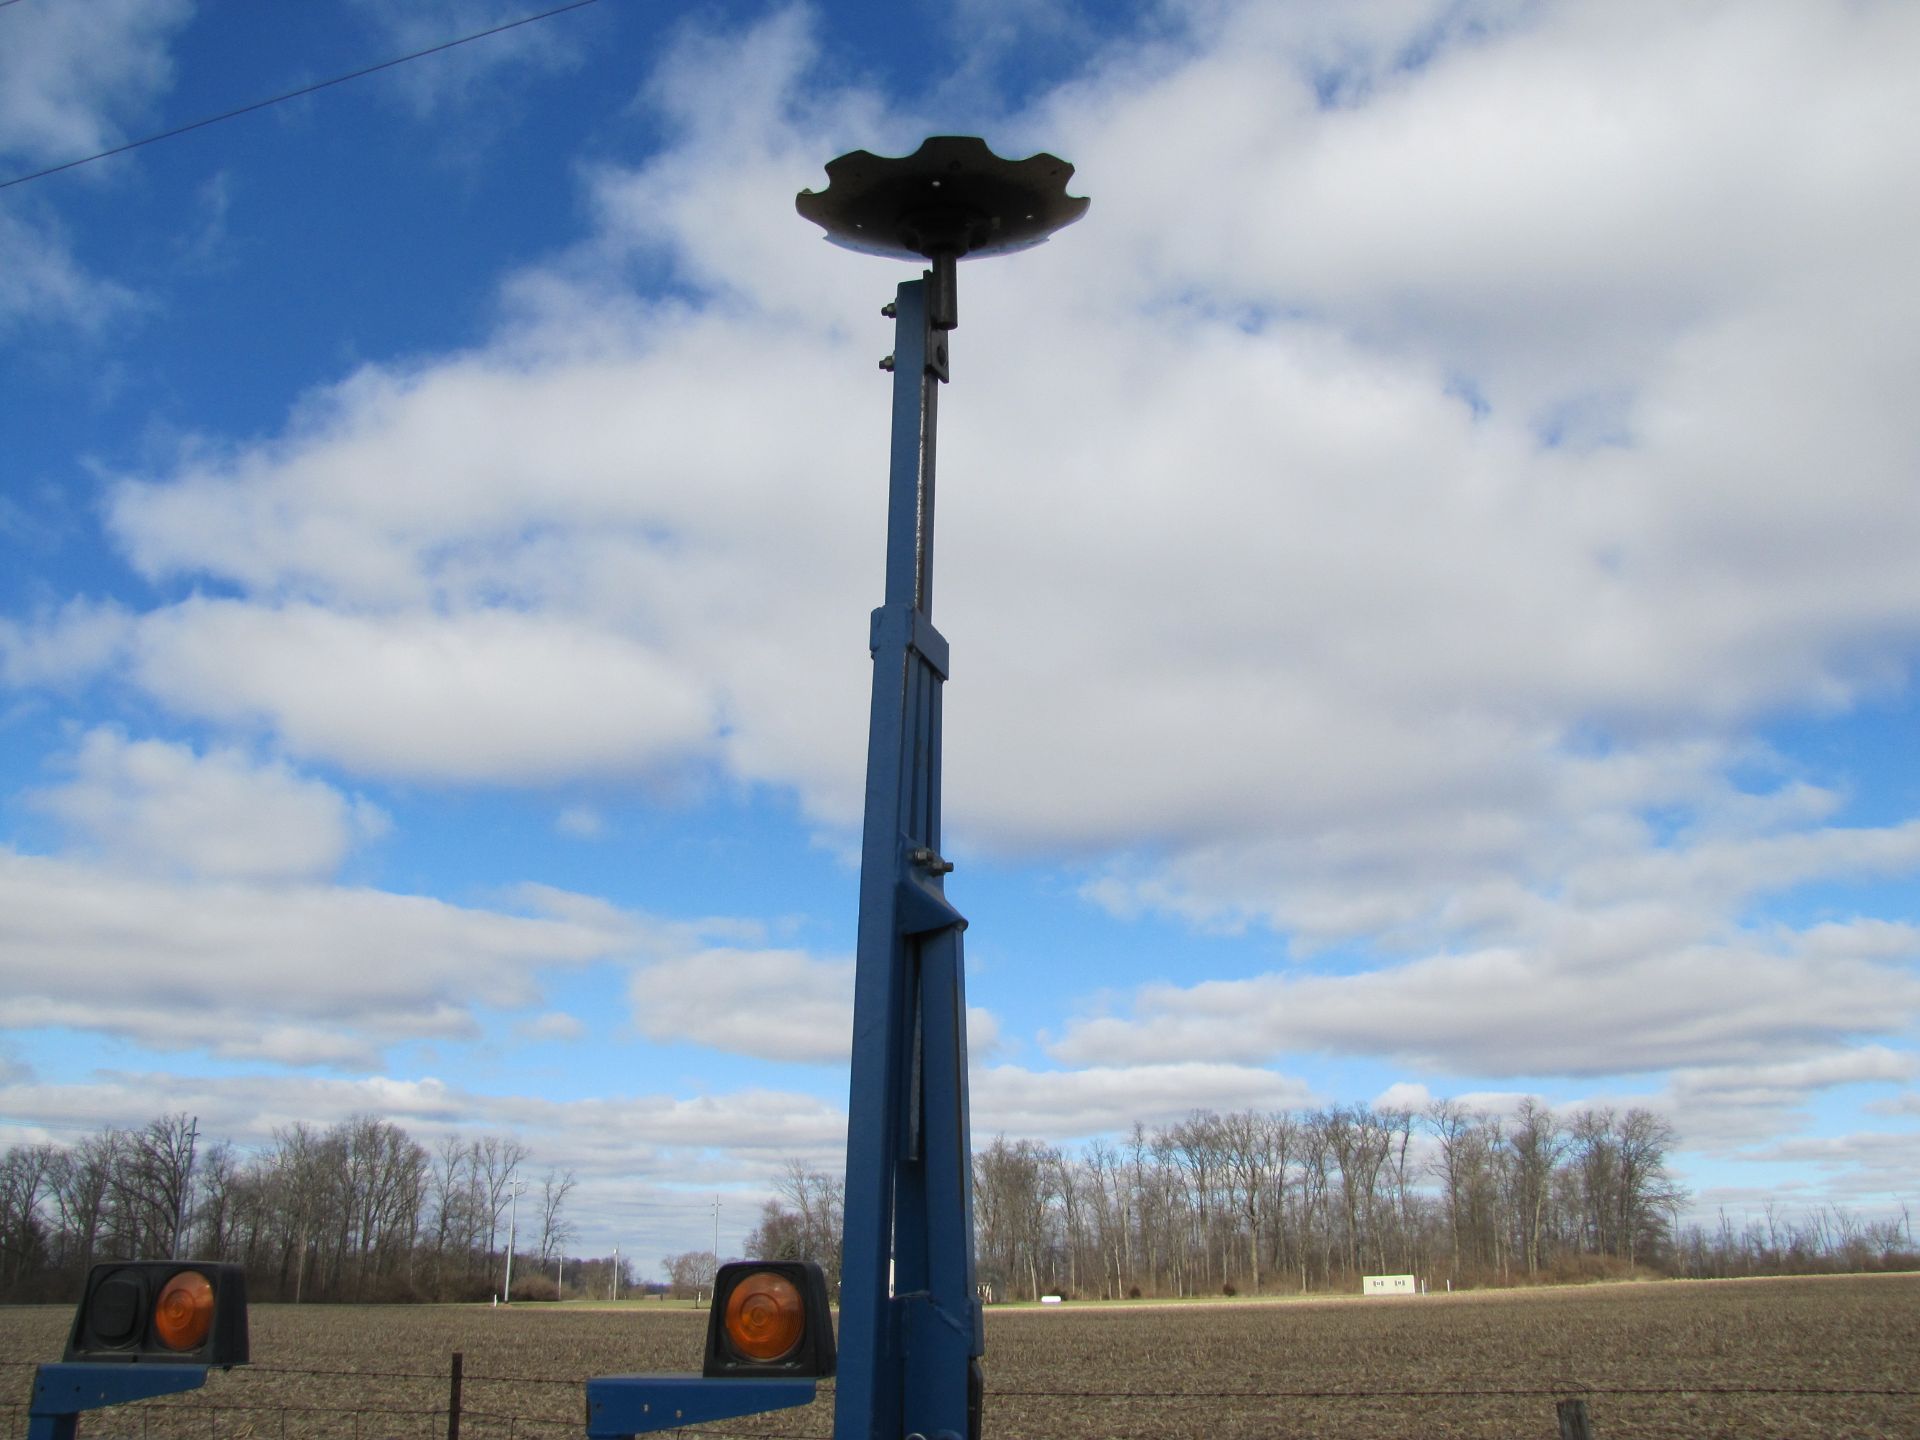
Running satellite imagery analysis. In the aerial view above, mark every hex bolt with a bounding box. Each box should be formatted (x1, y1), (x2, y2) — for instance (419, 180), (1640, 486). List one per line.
(879, 355), (896, 371)
(881, 302), (898, 318)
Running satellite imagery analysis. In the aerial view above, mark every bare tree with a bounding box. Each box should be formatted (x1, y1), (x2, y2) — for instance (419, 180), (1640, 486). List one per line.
(1217, 1110), (1279, 1294)
(113, 1114), (199, 1259)
(662, 1250), (716, 1299)
(537, 1168), (577, 1266)
(426, 1135), (473, 1292)
(1426, 1099), (1475, 1278)
(472, 1136), (529, 1263)
(1613, 1108), (1685, 1265)
(1509, 1099), (1569, 1275)
(193, 1140), (242, 1261)
(973, 1136), (1059, 1300)
(0, 1144), (59, 1290)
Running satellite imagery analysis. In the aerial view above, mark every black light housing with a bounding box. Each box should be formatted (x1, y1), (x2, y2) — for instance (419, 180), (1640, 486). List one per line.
(65, 1261), (250, 1366)
(702, 1261), (835, 1379)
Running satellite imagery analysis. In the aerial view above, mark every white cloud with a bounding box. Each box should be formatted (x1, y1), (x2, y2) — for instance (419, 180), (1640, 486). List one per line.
(1372, 1080), (1432, 1113)
(1655, 1044), (1920, 1155)
(624, 939), (1009, 1067)
(60, 1), (1915, 899)
(628, 947), (854, 1064)
(31, 728), (387, 881)
(0, 211), (141, 333)
(1048, 911), (1920, 1079)
(966, 1005), (1003, 1062)
(1056, 0), (1920, 416)
(1732, 1130), (1920, 1204)
(0, 850), (630, 1066)
(1867, 1091), (1920, 1120)
(0, 0), (190, 331)
(0, 0), (191, 168)
(1672, 1048), (1918, 1109)
(971, 1061), (1314, 1141)
(515, 1011), (588, 1043)
(129, 600), (718, 783)
(0, 598), (133, 687)
(555, 805), (605, 839)
(344, 0), (588, 119)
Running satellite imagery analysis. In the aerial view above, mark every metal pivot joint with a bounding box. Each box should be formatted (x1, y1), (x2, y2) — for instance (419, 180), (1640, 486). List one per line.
(799, 136), (1086, 1440)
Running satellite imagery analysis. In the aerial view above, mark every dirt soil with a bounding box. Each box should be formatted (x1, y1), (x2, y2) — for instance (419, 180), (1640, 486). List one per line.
(4, 1273), (1915, 1439)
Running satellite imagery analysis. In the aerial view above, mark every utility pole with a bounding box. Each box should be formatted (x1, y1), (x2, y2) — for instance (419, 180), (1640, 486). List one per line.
(503, 1180), (527, 1303)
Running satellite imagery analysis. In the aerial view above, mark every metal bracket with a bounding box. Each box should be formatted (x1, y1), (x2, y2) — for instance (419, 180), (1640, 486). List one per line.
(29, 1364), (211, 1440)
(869, 604), (950, 678)
(896, 872), (967, 936)
(586, 1376), (816, 1438)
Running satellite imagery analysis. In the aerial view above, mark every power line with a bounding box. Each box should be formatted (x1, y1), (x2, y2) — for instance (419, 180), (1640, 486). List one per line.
(0, 0), (607, 192)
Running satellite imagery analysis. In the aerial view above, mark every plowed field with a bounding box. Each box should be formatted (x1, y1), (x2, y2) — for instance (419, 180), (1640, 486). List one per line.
(5, 1273), (1915, 1439)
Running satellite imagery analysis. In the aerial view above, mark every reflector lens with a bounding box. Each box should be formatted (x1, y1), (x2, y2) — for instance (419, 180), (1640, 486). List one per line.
(153, 1271), (215, 1351)
(722, 1271), (805, 1362)
(92, 1277), (143, 1346)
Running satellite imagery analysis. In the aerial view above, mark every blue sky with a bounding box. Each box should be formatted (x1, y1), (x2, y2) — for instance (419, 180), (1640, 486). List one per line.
(4, 0), (1919, 1263)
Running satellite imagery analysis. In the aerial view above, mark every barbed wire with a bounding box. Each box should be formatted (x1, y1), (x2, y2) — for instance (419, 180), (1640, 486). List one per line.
(12, 1360), (1916, 1440)
(16, 1362), (1917, 1402)
(243, 1363), (447, 1380)
(238, 1362), (590, 1386)
(990, 1382), (1920, 1399)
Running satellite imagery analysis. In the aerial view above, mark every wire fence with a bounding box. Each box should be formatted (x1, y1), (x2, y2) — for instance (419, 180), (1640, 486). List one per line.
(9, 1356), (1918, 1439)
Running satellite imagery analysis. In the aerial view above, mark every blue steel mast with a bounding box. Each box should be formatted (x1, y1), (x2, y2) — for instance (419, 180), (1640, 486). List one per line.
(797, 136), (1087, 1440)
(834, 270), (977, 1440)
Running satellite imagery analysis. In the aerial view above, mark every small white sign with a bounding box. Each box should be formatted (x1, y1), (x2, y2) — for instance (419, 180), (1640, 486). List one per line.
(1040, 1294), (1063, 1305)
(1362, 1274), (1417, 1296)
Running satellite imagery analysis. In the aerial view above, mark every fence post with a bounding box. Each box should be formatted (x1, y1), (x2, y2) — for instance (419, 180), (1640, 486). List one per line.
(1556, 1397), (1595, 1440)
(447, 1352), (464, 1440)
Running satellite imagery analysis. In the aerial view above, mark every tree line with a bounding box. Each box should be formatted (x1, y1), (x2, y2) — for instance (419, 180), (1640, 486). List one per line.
(7, 1100), (1913, 1306)
(961, 1101), (1692, 1301)
(0, 1113), (589, 1304)
(750, 1100), (1915, 1301)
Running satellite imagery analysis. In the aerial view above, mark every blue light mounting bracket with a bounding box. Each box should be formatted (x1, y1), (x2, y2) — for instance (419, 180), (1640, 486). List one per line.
(585, 1376), (816, 1437)
(27, 1363), (211, 1440)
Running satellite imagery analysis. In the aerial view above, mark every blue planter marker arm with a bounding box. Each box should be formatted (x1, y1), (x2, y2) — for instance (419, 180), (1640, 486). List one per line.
(581, 137), (1079, 1440)
(834, 273), (981, 1440)
(798, 137), (1087, 1440)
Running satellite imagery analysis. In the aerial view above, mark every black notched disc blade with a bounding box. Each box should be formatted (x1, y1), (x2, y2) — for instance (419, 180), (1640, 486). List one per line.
(796, 135), (1088, 261)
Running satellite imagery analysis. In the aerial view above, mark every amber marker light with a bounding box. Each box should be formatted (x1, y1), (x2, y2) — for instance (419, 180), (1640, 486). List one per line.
(702, 1260), (836, 1378)
(725, 1272), (805, 1361)
(153, 1271), (216, 1351)
(65, 1261), (250, 1365)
